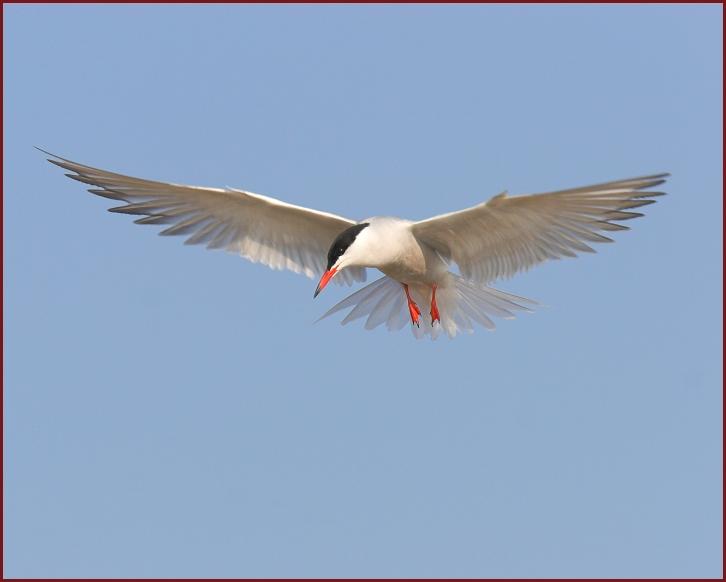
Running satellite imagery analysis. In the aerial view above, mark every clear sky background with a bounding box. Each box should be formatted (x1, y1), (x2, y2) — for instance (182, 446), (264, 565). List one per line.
(4, 4), (722, 578)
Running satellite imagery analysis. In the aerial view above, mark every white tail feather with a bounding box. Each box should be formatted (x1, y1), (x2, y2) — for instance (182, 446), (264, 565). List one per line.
(317, 273), (536, 339)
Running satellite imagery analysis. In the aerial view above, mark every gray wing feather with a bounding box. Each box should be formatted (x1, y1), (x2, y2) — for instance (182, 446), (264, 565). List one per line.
(44, 150), (366, 285)
(411, 174), (668, 283)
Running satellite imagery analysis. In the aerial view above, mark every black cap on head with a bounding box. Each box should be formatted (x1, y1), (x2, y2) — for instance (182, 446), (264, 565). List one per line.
(326, 223), (370, 270)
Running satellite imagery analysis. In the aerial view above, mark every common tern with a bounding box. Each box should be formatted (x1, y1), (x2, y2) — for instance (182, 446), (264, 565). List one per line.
(43, 150), (667, 339)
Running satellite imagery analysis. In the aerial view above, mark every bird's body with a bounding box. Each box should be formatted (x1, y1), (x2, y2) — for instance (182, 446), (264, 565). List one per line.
(43, 149), (668, 339)
(346, 217), (445, 284)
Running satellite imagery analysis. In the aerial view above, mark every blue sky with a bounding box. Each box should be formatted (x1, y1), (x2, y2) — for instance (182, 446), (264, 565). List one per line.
(4, 4), (722, 578)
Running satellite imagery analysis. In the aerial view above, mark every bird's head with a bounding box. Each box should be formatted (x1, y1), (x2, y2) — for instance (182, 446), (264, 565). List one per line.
(314, 222), (370, 297)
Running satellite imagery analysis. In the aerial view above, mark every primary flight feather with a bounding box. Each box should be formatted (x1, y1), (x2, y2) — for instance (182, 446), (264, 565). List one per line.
(43, 149), (667, 339)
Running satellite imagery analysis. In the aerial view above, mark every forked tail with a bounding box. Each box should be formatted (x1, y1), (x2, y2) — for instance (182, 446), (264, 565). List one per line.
(316, 273), (537, 339)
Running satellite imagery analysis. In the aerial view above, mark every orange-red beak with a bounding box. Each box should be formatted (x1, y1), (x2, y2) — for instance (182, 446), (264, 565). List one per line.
(314, 268), (337, 298)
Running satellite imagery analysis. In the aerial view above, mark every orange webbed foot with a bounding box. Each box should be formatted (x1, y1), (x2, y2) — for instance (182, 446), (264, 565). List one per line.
(430, 283), (440, 325)
(403, 284), (421, 327)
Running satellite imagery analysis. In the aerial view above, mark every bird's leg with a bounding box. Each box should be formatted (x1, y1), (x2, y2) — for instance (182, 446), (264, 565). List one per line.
(430, 284), (440, 325)
(403, 283), (421, 327)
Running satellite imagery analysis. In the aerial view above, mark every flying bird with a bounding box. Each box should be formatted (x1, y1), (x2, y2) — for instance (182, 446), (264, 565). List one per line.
(42, 150), (668, 339)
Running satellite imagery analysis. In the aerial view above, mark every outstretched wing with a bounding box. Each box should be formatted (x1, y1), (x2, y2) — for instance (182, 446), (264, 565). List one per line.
(44, 151), (366, 285)
(411, 174), (668, 284)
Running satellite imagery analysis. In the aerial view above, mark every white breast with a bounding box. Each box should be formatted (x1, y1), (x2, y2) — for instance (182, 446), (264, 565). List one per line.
(360, 217), (447, 284)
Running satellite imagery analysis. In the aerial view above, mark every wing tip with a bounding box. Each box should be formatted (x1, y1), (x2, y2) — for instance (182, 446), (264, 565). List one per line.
(34, 145), (56, 158)
(36, 146), (69, 166)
